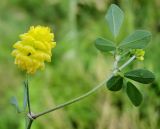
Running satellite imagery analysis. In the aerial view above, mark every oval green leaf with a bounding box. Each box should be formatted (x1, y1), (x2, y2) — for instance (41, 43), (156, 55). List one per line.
(107, 75), (123, 91)
(95, 38), (116, 52)
(10, 96), (21, 113)
(105, 4), (124, 37)
(119, 30), (151, 49)
(126, 82), (143, 106)
(124, 69), (155, 84)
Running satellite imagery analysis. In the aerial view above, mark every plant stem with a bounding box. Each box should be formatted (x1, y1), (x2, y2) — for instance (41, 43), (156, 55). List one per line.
(113, 55), (121, 70)
(33, 55), (136, 119)
(33, 77), (107, 119)
(119, 55), (136, 70)
(25, 75), (31, 114)
(25, 75), (34, 129)
(27, 119), (33, 129)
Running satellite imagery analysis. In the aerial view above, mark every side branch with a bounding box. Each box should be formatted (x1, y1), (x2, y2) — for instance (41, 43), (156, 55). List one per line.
(33, 56), (136, 119)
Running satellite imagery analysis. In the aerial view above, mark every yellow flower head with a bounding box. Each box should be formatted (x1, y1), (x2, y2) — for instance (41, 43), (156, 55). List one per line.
(12, 26), (56, 74)
(131, 49), (145, 61)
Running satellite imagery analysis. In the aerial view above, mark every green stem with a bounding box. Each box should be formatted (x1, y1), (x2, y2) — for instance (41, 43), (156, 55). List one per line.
(25, 75), (34, 129)
(119, 55), (135, 70)
(27, 119), (33, 129)
(33, 56), (136, 119)
(33, 77), (108, 119)
(25, 75), (31, 114)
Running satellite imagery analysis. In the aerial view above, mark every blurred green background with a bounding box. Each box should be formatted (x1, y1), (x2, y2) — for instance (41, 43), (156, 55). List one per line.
(0, 0), (160, 129)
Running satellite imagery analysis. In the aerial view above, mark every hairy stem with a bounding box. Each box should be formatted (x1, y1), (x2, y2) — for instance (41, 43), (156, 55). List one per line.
(33, 56), (136, 119)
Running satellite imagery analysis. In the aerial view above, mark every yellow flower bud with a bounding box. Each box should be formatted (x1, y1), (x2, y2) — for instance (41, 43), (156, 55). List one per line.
(131, 49), (145, 61)
(11, 26), (56, 74)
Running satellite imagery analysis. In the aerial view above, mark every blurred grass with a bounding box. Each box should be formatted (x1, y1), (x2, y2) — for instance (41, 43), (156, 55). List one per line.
(0, 0), (160, 129)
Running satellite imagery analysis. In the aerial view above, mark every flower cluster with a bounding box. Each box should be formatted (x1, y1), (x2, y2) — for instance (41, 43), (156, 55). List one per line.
(131, 49), (145, 61)
(12, 26), (56, 74)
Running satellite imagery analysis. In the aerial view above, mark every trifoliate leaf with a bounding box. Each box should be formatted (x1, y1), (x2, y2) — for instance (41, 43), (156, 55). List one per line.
(124, 69), (155, 84)
(107, 75), (123, 91)
(105, 4), (124, 37)
(95, 38), (116, 52)
(119, 30), (151, 49)
(10, 96), (21, 113)
(126, 82), (143, 106)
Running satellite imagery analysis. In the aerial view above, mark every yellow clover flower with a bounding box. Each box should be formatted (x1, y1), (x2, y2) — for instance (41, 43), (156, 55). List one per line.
(131, 49), (145, 61)
(135, 49), (145, 61)
(12, 26), (56, 74)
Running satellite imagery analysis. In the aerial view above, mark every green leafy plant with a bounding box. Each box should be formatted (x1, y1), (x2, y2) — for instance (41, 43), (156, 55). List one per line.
(11, 4), (155, 129)
(95, 4), (155, 106)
